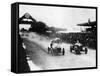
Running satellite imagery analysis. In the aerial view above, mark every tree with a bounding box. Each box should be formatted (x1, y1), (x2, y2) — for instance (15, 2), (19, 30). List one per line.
(29, 21), (49, 34)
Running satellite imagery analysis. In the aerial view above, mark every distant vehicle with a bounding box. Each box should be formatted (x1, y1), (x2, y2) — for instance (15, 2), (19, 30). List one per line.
(48, 38), (65, 55)
(70, 44), (88, 55)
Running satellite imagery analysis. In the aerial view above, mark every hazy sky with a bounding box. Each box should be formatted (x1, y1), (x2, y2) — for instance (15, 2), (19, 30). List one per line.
(19, 5), (96, 32)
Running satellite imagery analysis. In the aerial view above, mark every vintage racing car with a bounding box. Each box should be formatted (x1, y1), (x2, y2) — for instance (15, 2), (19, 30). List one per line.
(70, 44), (88, 55)
(48, 38), (65, 55)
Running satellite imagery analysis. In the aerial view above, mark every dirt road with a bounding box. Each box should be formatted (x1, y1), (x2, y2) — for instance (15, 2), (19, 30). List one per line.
(21, 32), (96, 71)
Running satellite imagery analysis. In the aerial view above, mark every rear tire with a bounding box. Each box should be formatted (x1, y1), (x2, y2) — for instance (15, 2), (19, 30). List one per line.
(85, 48), (88, 54)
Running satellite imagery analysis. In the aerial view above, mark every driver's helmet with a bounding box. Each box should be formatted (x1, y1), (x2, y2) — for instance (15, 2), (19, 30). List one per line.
(76, 40), (80, 43)
(51, 38), (61, 43)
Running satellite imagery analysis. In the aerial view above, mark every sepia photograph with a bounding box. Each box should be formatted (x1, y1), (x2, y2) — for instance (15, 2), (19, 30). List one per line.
(17, 3), (97, 72)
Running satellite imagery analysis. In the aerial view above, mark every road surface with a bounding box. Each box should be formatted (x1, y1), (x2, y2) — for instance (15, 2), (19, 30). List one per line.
(21, 32), (96, 71)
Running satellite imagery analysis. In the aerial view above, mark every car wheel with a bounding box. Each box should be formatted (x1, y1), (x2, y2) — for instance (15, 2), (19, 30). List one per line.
(62, 48), (65, 55)
(85, 48), (88, 54)
(48, 47), (51, 54)
(70, 47), (73, 53)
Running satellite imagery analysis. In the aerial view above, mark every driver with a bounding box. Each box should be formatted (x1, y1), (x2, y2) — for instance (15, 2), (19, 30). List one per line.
(52, 43), (58, 48)
(75, 40), (82, 46)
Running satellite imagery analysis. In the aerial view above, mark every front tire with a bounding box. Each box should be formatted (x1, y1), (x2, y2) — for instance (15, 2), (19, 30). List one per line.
(62, 48), (65, 55)
(70, 47), (73, 53)
(48, 47), (50, 54)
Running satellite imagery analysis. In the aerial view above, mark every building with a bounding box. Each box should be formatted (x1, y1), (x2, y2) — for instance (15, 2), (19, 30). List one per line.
(19, 13), (36, 30)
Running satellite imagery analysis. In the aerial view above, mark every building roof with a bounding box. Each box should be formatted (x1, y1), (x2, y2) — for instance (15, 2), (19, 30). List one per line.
(77, 20), (96, 27)
(19, 13), (36, 24)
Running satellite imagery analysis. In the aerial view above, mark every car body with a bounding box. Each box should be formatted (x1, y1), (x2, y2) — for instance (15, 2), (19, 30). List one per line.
(51, 38), (62, 44)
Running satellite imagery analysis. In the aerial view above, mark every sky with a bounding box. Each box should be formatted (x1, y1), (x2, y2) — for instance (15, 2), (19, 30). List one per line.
(19, 5), (96, 32)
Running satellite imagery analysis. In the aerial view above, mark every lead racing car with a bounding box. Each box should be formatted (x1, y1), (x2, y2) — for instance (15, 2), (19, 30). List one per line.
(48, 38), (65, 55)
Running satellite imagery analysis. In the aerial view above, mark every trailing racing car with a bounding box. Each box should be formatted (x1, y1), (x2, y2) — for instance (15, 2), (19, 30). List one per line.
(70, 41), (88, 55)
